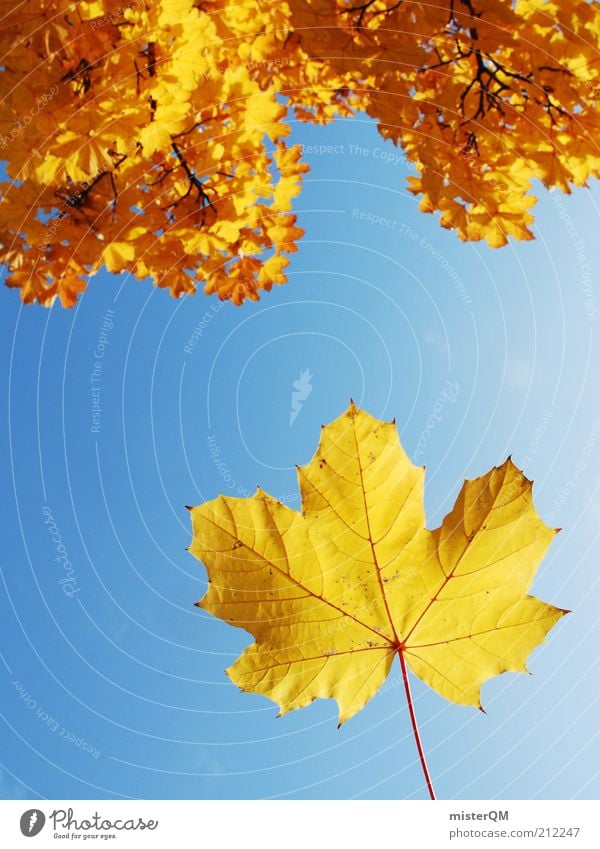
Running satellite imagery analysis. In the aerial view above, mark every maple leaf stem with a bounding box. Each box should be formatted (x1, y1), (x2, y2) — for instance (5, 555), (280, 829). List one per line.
(399, 649), (436, 800)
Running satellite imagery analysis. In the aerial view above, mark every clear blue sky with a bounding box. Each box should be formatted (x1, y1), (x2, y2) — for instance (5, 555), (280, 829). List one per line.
(1, 114), (599, 800)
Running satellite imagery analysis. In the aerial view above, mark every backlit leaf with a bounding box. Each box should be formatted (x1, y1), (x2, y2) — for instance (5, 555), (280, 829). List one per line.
(189, 404), (566, 725)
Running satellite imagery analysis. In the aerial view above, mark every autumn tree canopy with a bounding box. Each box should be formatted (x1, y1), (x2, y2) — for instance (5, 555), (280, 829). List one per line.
(1, 0), (599, 307)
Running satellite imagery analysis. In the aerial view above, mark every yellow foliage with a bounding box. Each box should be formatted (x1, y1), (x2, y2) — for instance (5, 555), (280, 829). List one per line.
(1, 0), (599, 306)
(189, 404), (566, 724)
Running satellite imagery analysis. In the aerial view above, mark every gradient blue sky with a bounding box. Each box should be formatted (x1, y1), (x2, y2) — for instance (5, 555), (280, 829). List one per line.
(1, 114), (600, 800)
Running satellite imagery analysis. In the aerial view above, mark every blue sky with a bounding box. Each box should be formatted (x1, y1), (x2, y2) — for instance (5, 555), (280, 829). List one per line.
(1, 114), (599, 800)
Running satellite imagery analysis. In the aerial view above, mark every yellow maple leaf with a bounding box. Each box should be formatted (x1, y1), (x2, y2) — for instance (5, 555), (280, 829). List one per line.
(102, 241), (135, 272)
(189, 403), (567, 796)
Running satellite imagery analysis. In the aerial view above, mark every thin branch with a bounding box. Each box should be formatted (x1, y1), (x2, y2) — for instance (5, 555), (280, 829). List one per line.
(341, 0), (403, 29)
